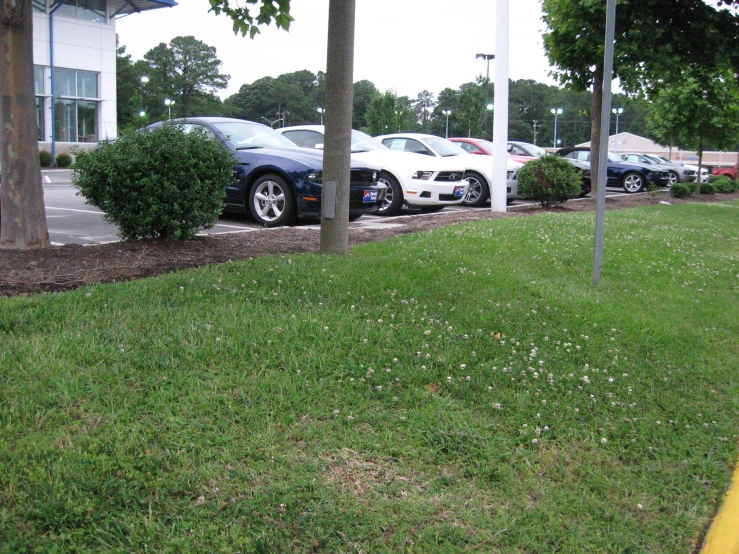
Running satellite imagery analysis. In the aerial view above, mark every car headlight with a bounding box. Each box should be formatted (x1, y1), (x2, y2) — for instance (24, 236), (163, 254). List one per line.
(307, 170), (323, 183)
(413, 171), (434, 180)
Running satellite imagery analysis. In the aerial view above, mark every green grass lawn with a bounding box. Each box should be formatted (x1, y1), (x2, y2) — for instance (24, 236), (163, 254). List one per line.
(1, 201), (738, 553)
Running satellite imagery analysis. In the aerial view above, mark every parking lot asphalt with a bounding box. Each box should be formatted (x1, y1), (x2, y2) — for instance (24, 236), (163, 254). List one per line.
(40, 169), (636, 246)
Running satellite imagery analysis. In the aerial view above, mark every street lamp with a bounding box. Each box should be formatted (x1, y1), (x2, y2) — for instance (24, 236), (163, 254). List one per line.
(612, 108), (624, 152)
(164, 98), (175, 119)
(317, 107), (324, 125)
(551, 108), (563, 148)
(476, 53), (495, 83)
(442, 109), (452, 138)
(139, 76), (149, 119)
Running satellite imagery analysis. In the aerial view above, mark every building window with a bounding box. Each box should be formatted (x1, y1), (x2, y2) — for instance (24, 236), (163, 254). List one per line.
(54, 0), (106, 22)
(33, 0), (46, 12)
(53, 68), (99, 143)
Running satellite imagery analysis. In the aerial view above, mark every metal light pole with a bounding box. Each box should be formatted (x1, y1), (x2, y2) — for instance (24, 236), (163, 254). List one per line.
(139, 76), (149, 121)
(477, 54), (495, 134)
(592, 0), (617, 285)
(612, 108), (623, 152)
(164, 98), (175, 119)
(476, 53), (495, 83)
(317, 107), (324, 125)
(551, 108), (563, 148)
(442, 110), (452, 138)
(491, 0), (509, 213)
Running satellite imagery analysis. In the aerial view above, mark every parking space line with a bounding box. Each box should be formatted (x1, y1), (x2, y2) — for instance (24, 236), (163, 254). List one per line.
(45, 207), (104, 215)
(44, 176), (52, 183)
(211, 223), (258, 230)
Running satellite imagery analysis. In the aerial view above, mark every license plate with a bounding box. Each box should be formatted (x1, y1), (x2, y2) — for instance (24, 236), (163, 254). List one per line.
(453, 186), (464, 197)
(363, 190), (378, 203)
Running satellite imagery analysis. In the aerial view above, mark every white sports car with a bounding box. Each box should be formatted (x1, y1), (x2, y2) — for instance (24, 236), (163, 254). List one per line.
(278, 126), (467, 216)
(375, 133), (523, 206)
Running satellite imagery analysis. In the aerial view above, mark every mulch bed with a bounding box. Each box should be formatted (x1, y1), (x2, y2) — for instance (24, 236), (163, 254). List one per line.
(1, 191), (737, 298)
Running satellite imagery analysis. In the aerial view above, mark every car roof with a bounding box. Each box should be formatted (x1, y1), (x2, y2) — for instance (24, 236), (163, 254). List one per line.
(378, 133), (437, 140)
(280, 125), (324, 132)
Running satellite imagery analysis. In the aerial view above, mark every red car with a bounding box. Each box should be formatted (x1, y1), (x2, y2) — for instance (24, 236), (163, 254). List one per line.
(448, 137), (535, 165)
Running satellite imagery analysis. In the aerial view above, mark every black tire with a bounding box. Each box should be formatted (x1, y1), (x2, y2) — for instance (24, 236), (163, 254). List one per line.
(377, 172), (404, 216)
(248, 174), (297, 227)
(667, 171), (680, 186)
(462, 171), (490, 207)
(621, 172), (645, 193)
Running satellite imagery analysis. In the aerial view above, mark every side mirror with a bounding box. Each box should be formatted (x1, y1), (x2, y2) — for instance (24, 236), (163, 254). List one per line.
(315, 143), (325, 150)
(507, 144), (513, 153)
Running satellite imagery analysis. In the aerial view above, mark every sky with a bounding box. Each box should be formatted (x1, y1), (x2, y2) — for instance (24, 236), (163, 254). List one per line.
(116, 0), (558, 100)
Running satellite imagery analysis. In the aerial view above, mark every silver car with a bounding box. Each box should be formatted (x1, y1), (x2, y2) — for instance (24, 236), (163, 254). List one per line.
(620, 153), (696, 185)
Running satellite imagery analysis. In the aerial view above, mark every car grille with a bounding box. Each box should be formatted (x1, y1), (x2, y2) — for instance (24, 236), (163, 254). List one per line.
(683, 169), (696, 176)
(350, 169), (378, 185)
(435, 171), (464, 182)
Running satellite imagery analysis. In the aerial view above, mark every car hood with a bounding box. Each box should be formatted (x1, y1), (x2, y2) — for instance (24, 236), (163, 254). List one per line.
(234, 146), (380, 171)
(350, 150), (460, 173)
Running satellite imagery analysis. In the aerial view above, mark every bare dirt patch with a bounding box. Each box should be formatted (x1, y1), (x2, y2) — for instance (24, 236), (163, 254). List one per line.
(1, 190), (736, 297)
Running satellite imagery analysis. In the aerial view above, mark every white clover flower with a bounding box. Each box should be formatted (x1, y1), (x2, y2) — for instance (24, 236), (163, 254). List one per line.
(333, 410), (340, 416)
(531, 438), (538, 444)
(601, 438), (607, 444)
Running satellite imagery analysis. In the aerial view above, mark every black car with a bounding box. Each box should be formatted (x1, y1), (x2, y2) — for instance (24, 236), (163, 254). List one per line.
(148, 118), (386, 227)
(556, 147), (670, 193)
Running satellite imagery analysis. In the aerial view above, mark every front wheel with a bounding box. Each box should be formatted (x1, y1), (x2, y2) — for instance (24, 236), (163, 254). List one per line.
(462, 171), (490, 207)
(248, 174), (296, 227)
(622, 172), (645, 193)
(377, 172), (404, 216)
(668, 171), (679, 186)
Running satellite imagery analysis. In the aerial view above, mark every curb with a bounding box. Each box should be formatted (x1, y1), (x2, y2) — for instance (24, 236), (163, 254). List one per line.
(701, 460), (739, 553)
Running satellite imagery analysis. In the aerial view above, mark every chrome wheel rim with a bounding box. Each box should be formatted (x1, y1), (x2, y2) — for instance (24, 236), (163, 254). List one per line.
(668, 172), (678, 185)
(253, 180), (286, 222)
(378, 177), (393, 212)
(624, 174), (643, 193)
(464, 176), (482, 204)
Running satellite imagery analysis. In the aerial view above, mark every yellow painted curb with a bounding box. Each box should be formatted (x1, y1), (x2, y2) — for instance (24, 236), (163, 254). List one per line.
(702, 460), (739, 554)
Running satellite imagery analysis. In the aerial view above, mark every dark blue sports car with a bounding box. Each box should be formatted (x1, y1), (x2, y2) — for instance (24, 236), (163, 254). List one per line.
(556, 147), (670, 193)
(148, 117), (386, 227)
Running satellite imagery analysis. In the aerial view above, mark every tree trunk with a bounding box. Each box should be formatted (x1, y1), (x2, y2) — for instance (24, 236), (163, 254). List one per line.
(0, 0), (50, 249)
(589, 64), (603, 197)
(320, 0), (355, 254)
(696, 138), (703, 195)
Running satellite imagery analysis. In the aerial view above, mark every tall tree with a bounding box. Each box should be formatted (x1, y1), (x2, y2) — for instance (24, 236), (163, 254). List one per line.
(143, 36), (229, 119)
(413, 90), (436, 133)
(352, 79), (377, 130)
(541, 0), (739, 192)
(647, 67), (739, 190)
(0, 0), (49, 249)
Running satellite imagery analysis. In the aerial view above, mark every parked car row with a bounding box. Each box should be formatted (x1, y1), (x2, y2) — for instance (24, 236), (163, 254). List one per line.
(139, 117), (697, 227)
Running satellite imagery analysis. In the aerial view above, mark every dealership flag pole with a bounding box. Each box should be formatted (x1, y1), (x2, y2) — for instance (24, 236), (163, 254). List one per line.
(592, 0), (616, 284)
(491, 0), (509, 213)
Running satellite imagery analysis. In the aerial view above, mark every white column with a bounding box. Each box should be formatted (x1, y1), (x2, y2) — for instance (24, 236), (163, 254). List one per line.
(491, 0), (509, 213)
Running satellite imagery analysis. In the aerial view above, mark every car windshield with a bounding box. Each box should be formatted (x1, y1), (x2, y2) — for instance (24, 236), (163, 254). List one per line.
(424, 136), (466, 157)
(476, 139), (494, 151)
(653, 155), (671, 164)
(642, 154), (663, 164)
(351, 130), (387, 152)
(517, 143), (546, 157)
(211, 121), (297, 149)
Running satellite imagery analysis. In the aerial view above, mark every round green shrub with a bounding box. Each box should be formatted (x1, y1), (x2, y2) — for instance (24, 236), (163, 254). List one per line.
(72, 125), (235, 241)
(55, 153), (73, 168)
(686, 182), (698, 195)
(712, 176), (738, 193)
(670, 183), (691, 198)
(700, 182), (717, 195)
(39, 150), (52, 168)
(516, 155), (582, 208)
